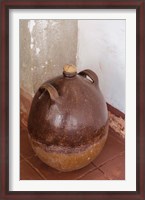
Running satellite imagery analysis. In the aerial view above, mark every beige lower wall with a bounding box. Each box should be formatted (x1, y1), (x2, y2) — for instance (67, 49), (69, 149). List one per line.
(20, 20), (78, 95)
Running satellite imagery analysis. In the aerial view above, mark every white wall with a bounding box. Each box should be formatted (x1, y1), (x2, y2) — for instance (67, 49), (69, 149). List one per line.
(77, 20), (125, 113)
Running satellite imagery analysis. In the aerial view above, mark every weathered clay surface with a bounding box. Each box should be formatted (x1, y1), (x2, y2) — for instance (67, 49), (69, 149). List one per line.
(27, 67), (109, 171)
(29, 130), (108, 172)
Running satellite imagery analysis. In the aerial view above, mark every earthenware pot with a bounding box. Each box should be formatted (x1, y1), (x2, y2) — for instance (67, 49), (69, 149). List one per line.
(28, 64), (109, 172)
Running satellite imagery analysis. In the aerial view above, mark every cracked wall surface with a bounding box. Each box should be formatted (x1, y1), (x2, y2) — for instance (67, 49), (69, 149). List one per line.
(20, 20), (78, 95)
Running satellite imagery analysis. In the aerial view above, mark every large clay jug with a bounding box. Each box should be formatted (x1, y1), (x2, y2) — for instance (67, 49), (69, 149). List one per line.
(28, 64), (109, 172)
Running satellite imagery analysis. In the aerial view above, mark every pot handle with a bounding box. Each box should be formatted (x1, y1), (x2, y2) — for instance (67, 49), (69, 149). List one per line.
(79, 69), (98, 87)
(39, 83), (59, 102)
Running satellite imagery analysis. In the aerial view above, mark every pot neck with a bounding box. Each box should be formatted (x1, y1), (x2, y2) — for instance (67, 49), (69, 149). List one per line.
(63, 64), (77, 78)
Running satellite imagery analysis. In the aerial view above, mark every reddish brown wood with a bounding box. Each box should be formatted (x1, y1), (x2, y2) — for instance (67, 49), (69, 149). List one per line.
(1, 1), (6, 199)
(1, 0), (143, 7)
(1, 0), (144, 200)
(138, 2), (144, 199)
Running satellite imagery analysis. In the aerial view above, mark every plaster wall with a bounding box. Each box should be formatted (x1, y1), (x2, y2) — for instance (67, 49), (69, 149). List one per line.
(77, 20), (125, 113)
(20, 20), (78, 95)
(20, 20), (125, 113)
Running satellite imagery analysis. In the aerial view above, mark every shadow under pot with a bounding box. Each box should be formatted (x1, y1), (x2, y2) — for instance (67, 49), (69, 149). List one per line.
(28, 64), (109, 172)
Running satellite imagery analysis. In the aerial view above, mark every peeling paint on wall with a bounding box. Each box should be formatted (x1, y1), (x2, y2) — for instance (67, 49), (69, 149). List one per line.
(20, 19), (78, 94)
(28, 20), (36, 33)
(28, 20), (36, 50)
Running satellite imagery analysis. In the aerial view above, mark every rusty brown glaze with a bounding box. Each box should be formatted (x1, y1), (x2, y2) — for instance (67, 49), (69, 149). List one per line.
(28, 65), (109, 171)
(28, 123), (108, 172)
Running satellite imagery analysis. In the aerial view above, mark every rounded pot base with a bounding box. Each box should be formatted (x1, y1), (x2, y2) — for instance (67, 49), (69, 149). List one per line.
(28, 130), (108, 172)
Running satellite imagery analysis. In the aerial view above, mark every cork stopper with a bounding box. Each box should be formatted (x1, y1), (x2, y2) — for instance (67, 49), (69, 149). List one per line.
(63, 64), (77, 77)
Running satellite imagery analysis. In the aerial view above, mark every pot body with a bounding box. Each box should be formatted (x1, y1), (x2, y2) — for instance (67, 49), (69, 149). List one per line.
(28, 67), (109, 172)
